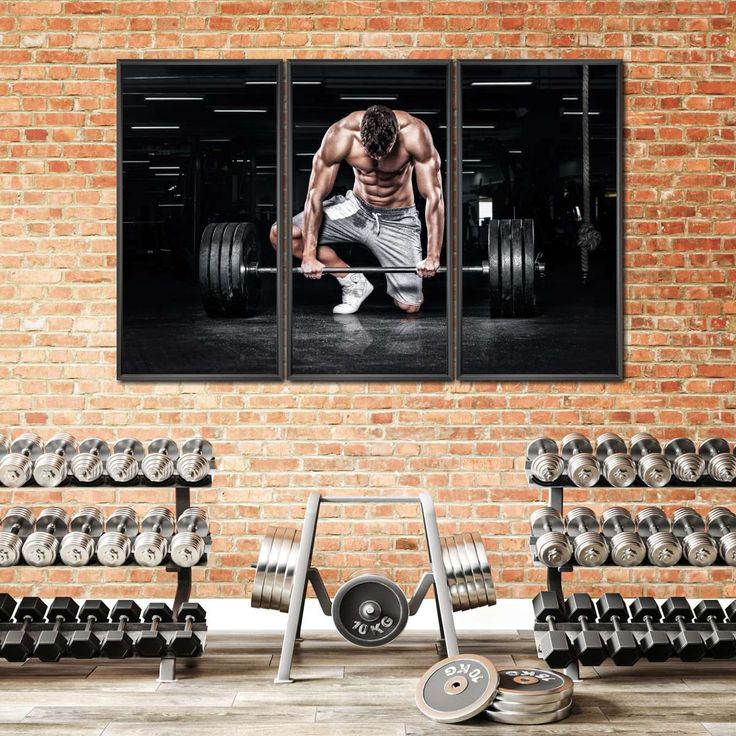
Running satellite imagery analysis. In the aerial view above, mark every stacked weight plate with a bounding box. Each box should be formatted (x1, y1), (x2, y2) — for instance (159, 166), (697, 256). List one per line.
(251, 526), (302, 613)
(484, 668), (574, 725)
(440, 533), (496, 611)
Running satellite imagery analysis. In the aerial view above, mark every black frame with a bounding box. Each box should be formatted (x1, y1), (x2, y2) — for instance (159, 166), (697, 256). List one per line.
(286, 59), (454, 382)
(455, 59), (624, 381)
(116, 59), (284, 382)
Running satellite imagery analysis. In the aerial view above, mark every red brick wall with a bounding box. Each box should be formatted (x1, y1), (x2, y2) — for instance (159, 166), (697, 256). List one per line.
(0, 2), (734, 602)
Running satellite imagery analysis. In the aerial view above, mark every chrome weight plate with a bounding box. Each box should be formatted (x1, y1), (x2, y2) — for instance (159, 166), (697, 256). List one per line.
(491, 693), (572, 714)
(493, 668), (573, 702)
(262, 526), (285, 610)
(471, 532), (496, 606)
(453, 535), (479, 609)
(271, 527), (295, 611)
(485, 700), (573, 724)
(416, 654), (499, 724)
(278, 529), (301, 613)
(460, 533), (485, 607)
(251, 527), (277, 609)
(443, 536), (470, 611)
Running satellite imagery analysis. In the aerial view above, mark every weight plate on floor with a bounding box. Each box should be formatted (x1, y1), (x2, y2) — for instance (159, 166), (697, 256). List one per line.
(485, 700), (573, 724)
(522, 218), (535, 316)
(460, 533), (486, 607)
(416, 654), (499, 724)
(487, 219), (502, 317)
(511, 219), (523, 316)
(470, 532), (496, 606)
(499, 220), (512, 316)
(494, 668), (573, 701)
(251, 527), (277, 608)
(491, 693), (572, 714)
(332, 573), (409, 647)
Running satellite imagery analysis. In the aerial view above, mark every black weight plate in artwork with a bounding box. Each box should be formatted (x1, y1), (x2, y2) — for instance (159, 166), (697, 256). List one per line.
(218, 222), (238, 314)
(487, 219), (502, 318)
(241, 222), (261, 315)
(198, 223), (218, 316)
(511, 218), (523, 316)
(522, 218), (535, 316)
(499, 219), (512, 317)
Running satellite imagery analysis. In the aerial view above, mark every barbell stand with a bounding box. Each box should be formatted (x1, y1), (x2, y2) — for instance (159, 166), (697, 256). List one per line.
(274, 492), (460, 684)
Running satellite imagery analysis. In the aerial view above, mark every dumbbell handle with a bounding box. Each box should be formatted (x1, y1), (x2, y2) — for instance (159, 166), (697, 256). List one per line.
(115, 614), (130, 633)
(568, 518), (593, 535)
(16, 615), (34, 633)
(640, 517), (665, 536)
(608, 518), (627, 536)
(42, 522), (60, 535)
(49, 614), (66, 634)
(610, 615), (626, 632)
(578, 615), (594, 632)
(643, 615), (659, 633)
(148, 615), (162, 634)
(706, 616), (722, 635)
(181, 614), (194, 633)
(675, 615), (691, 634)
(545, 615), (562, 632)
(82, 615), (99, 632)
(711, 517), (735, 535)
(679, 518), (699, 537)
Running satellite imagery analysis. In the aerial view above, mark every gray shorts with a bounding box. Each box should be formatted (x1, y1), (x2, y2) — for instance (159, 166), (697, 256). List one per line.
(292, 189), (423, 306)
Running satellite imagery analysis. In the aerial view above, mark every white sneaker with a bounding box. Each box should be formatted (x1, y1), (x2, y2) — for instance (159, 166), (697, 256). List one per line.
(333, 273), (373, 314)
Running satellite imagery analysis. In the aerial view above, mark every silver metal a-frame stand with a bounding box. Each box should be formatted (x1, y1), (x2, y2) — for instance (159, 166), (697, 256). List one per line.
(274, 492), (459, 684)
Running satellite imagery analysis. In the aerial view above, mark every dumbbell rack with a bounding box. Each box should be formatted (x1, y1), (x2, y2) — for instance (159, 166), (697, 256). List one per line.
(0, 472), (212, 682)
(526, 465), (736, 680)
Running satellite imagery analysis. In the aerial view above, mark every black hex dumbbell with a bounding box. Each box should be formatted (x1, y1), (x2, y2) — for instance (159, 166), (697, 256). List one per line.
(565, 593), (607, 666)
(662, 597), (706, 662)
(100, 600), (141, 659)
(137, 602), (173, 657)
(1, 597), (47, 662)
(532, 591), (574, 669)
(169, 602), (206, 657)
(596, 593), (640, 666)
(694, 600), (736, 659)
(629, 597), (673, 662)
(67, 600), (109, 658)
(0, 593), (17, 623)
(34, 597), (79, 662)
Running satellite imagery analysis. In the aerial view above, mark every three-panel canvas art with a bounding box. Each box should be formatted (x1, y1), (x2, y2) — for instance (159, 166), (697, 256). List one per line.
(118, 60), (622, 381)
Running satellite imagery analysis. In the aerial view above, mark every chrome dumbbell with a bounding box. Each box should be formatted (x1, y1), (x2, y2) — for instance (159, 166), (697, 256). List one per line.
(671, 507), (717, 567)
(664, 438), (706, 483)
(561, 432), (600, 487)
(526, 438), (564, 483)
(600, 507), (647, 567)
(170, 507), (209, 567)
(176, 439), (213, 484)
(134, 507), (175, 567)
(97, 507), (139, 566)
(22, 507), (69, 567)
(71, 438), (111, 484)
(636, 507), (682, 567)
(529, 507), (573, 567)
(33, 432), (78, 488)
(0, 507), (35, 567)
(699, 438), (736, 483)
(59, 507), (105, 567)
(141, 439), (179, 483)
(595, 432), (637, 487)
(106, 439), (145, 484)
(629, 432), (672, 488)
(565, 506), (609, 567)
(0, 433), (10, 457)
(0, 432), (43, 487)
(706, 507), (736, 566)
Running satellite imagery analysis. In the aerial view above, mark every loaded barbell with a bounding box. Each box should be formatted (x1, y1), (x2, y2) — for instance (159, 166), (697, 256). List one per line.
(199, 218), (542, 318)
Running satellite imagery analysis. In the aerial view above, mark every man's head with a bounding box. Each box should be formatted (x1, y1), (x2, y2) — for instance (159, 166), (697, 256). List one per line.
(360, 105), (399, 160)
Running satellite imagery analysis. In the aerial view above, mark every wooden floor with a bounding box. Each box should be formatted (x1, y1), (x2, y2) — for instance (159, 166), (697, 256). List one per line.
(1, 630), (735, 735)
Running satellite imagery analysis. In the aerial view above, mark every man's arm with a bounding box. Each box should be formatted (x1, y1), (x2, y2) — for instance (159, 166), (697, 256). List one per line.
(300, 121), (352, 279)
(408, 119), (444, 278)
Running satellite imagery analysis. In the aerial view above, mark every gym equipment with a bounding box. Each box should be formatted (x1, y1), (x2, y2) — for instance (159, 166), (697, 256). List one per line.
(629, 597), (673, 661)
(137, 602), (173, 657)
(671, 507), (717, 567)
(415, 653), (499, 723)
(59, 507), (105, 567)
(141, 439), (179, 483)
(33, 432), (78, 487)
(0, 507), (35, 567)
(97, 507), (138, 566)
(600, 507), (646, 567)
(100, 600), (141, 658)
(106, 438), (145, 483)
(0, 432), (43, 487)
(565, 507), (609, 567)
(561, 432), (600, 487)
(530, 507), (573, 568)
(22, 507), (69, 567)
(706, 507), (736, 566)
(170, 507), (209, 568)
(526, 438), (564, 483)
(595, 433), (637, 487)
(34, 597), (79, 662)
(533, 591), (574, 669)
(253, 492), (494, 684)
(0, 593), (17, 622)
(484, 668), (573, 725)
(596, 593), (640, 666)
(169, 602), (206, 657)
(176, 438), (214, 484)
(635, 507), (682, 567)
(134, 507), (175, 567)
(1, 597), (47, 661)
(565, 593), (607, 666)
(71, 438), (110, 483)
(0, 433), (9, 457)
(199, 218), (541, 318)
(699, 438), (736, 482)
(629, 432), (672, 488)
(664, 438), (705, 483)
(67, 600), (109, 658)
(662, 597), (706, 661)
(693, 600), (736, 659)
